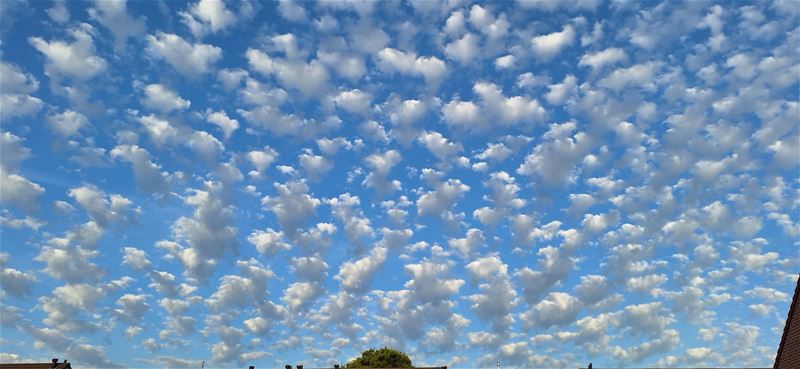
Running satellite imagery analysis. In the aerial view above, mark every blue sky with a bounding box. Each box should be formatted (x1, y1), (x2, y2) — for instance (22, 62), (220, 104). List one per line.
(0, 0), (798, 368)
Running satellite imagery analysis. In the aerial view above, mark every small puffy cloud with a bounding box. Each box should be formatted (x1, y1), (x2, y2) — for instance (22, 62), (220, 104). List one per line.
(517, 121), (593, 186)
(247, 228), (291, 255)
(205, 110), (239, 140)
(495, 54), (515, 69)
(122, 247), (151, 270)
(445, 33), (480, 64)
(531, 25), (575, 60)
(376, 47), (447, 87)
(35, 244), (102, 283)
(448, 228), (484, 259)
(404, 260), (465, 304)
(246, 47), (330, 98)
(146, 32), (222, 77)
(0, 168), (44, 213)
(262, 180), (320, 237)
(418, 131), (463, 166)
(181, 0), (237, 37)
(138, 114), (177, 147)
(333, 89), (372, 115)
(363, 150), (402, 196)
(186, 130), (224, 162)
(545, 75), (577, 105)
(47, 110), (89, 137)
(599, 62), (659, 91)
(0, 132), (31, 171)
(578, 47), (627, 71)
(298, 149), (333, 180)
(68, 184), (139, 227)
(29, 24), (107, 79)
(0, 253), (37, 298)
(246, 146), (279, 178)
(328, 193), (374, 247)
(335, 246), (387, 293)
(442, 82), (546, 131)
(522, 292), (582, 329)
(141, 84), (190, 113)
(110, 145), (172, 197)
(0, 63), (43, 120)
(416, 173), (470, 219)
(88, 0), (146, 50)
(170, 185), (239, 280)
(278, 0), (308, 22)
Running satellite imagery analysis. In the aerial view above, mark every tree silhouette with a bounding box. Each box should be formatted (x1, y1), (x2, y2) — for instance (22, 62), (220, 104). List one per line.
(345, 347), (413, 368)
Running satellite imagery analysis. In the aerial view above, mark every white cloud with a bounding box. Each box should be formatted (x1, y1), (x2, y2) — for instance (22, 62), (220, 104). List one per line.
(445, 33), (480, 64)
(29, 24), (107, 79)
(186, 130), (224, 162)
(336, 246), (387, 293)
(88, 0), (146, 50)
(181, 0), (237, 37)
(0, 63), (43, 120)
(442, 82), (546, 131)
(110, 145), (172, 197)
(418, 131), (463, 166)
(246, 146), (278, 178)
(517, 121), (593, 185)
(404, 260), (464, 304)
(328, 193), (374, 247)
(47, 110), (89, 137)
(262, 181), (320, 237)
(0, 132), (31, 171)
(141, 84), (190, 113)
(579, 47), (627, 71)
(600, 62), (659, 91)
(376, 47), (447, 87)
(522, 292), (582, 328)
(247, 228), (290, 255)
(139, 114), (178, 147)
(332, 89), (372, 115)
(0, 168), (44, 213)
(278, 0), (308, 22)
(146, 32), (222, 77)
(246, 47), (330, 98)
(545, 75), (577, 105)
(531, 25), (575, 60)
(121, 247), (151, 270)
(68, 184), (138, 227)
(416, 171), (470, 220)
(205, 109), (239, 140)
(363, 150), (402, 195)
(171, 185), (239, 280)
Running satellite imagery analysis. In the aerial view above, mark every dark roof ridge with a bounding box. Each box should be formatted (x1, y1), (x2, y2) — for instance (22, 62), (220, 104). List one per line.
(774, 273), (800, 369)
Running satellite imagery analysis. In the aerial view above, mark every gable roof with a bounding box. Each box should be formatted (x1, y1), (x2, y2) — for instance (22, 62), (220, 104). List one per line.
(774, 273), (800, 369)
(0, 364), (71, 369)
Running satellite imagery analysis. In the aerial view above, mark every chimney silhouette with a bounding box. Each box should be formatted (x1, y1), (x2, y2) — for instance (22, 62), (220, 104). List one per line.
(51, 359), (58, 368)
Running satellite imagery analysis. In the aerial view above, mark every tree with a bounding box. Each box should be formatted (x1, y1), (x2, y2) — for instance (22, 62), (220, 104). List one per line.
(345, 347), (413, 368)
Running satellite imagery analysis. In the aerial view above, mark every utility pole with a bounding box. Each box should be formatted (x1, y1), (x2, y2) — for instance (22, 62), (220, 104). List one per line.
(496, 361), (499, 369)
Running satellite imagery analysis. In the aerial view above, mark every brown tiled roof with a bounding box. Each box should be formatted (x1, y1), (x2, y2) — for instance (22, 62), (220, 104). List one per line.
(774, 273), (800, 369)
(0, 364), (71, 369)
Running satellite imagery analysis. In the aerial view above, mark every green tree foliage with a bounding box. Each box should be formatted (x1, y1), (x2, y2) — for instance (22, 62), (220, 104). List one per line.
(345, 347), (413, 368)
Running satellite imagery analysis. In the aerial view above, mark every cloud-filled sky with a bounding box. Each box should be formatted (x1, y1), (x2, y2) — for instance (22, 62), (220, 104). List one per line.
(1, 0), (798, 368)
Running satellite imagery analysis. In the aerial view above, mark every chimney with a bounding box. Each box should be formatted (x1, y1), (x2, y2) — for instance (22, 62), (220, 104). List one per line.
(285, 365), (292, 369)
(249, 367), (254, 369)
(334, 365), (340, 369)
(297, 365), (304, 369)
(51, 359), (58, 368)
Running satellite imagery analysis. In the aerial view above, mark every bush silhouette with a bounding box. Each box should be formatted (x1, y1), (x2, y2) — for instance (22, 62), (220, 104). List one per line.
(345, 347), (413, 368)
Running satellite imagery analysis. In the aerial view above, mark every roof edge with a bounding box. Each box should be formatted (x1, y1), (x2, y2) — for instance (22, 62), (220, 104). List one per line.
(774, 273), (800, 369)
